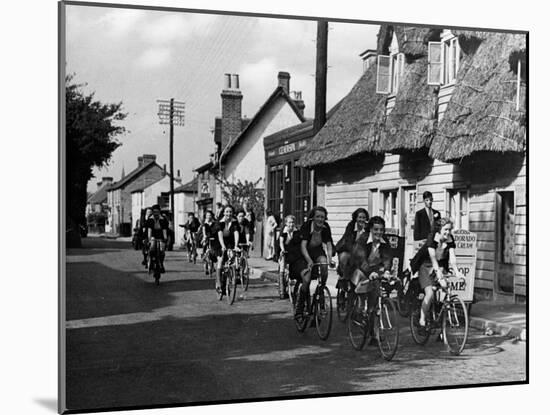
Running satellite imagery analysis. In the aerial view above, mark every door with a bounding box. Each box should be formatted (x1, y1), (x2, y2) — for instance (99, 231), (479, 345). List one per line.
(283, 162), (292, 218)
(495, 191), (515, 295)
(402, 187), (417, 271)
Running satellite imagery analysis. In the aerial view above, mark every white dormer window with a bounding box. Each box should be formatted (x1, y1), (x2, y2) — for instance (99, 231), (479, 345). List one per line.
(428, 30), (461, 86)
(376, 33), (405, 95)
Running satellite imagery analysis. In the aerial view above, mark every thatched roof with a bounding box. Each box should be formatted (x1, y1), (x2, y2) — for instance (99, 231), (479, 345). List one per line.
(297, 63), (386, 167)
(429, 32), (527, 161)
(376, 26), (440, 153)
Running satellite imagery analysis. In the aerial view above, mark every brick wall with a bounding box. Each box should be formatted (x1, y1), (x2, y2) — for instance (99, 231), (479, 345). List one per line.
(221, 90), (243, 150)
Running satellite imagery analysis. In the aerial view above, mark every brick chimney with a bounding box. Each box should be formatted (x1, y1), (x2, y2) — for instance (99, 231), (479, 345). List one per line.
(291, 91), (305, 117)
(278, 71), (290, 94)
(138, 154), (157, 168)
(220, 73), (243, 151)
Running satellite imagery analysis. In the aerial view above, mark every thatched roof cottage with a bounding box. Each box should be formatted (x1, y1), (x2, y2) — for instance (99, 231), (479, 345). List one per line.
(297, 25), (527, 304)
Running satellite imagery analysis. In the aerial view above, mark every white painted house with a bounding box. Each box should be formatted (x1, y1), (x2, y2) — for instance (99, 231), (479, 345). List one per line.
(130, 174), (182, 228)
(219, 71), (307, 191)
(174, 178), (199, 248)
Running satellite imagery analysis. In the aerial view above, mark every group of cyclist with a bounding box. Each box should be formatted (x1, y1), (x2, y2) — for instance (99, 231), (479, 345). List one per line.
(192, 205), (253, 295)
(137, 190), (463, 336)
(278, 192), (463, 332)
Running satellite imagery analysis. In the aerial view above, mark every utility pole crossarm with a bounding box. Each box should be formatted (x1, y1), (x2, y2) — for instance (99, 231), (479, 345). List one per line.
(157, 98), (185, 236)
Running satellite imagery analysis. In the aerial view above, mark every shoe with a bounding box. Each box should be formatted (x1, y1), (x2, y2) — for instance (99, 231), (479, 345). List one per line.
(368, 337), (378, 346)
(141, 259), (146, 266)
(160, 264), (166, 273)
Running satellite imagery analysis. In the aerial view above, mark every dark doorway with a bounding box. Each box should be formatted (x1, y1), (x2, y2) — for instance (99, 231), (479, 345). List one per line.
(495, 191), (515, 294)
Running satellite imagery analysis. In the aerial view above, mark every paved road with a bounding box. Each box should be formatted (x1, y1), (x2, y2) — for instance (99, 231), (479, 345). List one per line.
(65, 238), (526, 412)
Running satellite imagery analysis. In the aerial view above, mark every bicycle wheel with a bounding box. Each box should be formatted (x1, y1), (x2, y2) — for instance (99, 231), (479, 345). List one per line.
(226, 266), (237, 305)
(410, 304), (430, 345)
(294, 283), (308, 332)
(242, 258), (250, 291)
(336, 287), (349, 322)
(442, 296), (469, 355)
(315, 286), (333, 340)
(376, 298), (399, 361)
(347, 294), (368, 350)
(397, 278), (411, 318)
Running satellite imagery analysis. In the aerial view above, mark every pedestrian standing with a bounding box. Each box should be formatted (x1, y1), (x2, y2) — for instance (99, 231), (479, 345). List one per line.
(414, 191), (441, 248)
(243, 201), (256, 243)
(264, 209), (277, 260)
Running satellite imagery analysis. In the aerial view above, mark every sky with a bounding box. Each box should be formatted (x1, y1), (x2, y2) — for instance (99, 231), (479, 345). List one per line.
(64, 4), (379, 193)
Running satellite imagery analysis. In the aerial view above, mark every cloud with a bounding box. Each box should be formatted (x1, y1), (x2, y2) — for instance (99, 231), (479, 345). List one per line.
(136, 47), (172, 68)
(96, 9), (147, 37)
(140, 12), (219, 44)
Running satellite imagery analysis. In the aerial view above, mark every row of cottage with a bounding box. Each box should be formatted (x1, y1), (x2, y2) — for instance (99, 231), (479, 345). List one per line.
(85, 154), (198, 248)
(87, 24), (526, 303)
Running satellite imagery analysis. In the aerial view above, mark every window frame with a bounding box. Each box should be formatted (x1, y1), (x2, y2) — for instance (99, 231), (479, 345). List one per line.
(427, 32), (461, 87)
(445, 188), (469, 231)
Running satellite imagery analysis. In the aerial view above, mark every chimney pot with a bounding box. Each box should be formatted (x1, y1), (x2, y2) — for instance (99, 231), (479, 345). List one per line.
(224, 73), (232, 89)
(232, 74), (240, 89)
(278, 71), (290, 94)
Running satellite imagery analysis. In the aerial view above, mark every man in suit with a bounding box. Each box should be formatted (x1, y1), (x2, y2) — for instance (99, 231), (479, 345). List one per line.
(414, 191), (441, 243)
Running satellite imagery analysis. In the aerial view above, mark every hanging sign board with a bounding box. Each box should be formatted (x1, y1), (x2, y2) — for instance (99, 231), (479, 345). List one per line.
(449, 229), (477, 303)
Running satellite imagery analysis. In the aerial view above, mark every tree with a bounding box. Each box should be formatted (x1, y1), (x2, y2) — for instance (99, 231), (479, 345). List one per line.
(66, 74), (126, 246)
(219, 178), (265, 221)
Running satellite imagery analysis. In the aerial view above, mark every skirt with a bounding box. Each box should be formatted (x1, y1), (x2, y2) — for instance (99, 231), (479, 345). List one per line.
(418, 261), (437, 290)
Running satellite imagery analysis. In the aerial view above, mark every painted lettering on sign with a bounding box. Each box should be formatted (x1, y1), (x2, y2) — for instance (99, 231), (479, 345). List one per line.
(278, 143), (296, 155)
(453, 229), (478, 257)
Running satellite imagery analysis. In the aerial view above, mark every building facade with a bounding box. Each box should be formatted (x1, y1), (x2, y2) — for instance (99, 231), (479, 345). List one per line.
(107, 154), (165, 236)
(299, 26), (526, 303)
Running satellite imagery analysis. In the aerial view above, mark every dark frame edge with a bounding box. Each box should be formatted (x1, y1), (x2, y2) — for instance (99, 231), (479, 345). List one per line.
(61, 0), (528, 35)
(59, 1), (67, 413)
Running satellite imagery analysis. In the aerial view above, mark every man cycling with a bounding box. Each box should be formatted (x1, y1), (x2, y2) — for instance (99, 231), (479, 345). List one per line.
(184, 212), (201, 261)
(146, 204), (168, 274)
(141, 207), (153, 267)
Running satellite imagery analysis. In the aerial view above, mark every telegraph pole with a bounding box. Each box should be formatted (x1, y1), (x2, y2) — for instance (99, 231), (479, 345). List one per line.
(157, 98), (185, 231)
(314, 20), (328, 133)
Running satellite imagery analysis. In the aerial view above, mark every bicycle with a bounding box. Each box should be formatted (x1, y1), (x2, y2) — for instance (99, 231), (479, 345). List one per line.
(395, 269), (421, 318)
(336, 275), (353, 323)
(148, 239), (163, 286)
(186, 231), (198, 264)
(347, 273), (400, 361)
(235, 243), (251, 292)
(218, 248), (238, 305)
(294, 262), (334, 341)
(201, 237), (216, 278)
(409, 272), (469, 356)
(278, 251), (290, 300)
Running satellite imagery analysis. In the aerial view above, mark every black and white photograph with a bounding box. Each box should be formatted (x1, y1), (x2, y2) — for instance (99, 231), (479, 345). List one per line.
(58, 0), (528, 413)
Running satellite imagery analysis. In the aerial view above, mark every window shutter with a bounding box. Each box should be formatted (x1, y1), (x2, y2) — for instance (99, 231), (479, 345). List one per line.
(398, 53), (405, 77)
(376, 55), (391, 94)
(428, 42), (442, 85)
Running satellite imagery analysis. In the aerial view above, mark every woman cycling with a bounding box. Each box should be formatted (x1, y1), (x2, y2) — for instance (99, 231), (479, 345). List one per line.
(278, 215), (300, 299)
(201, 210), (218, 274)
(414, 217), (462, 331)
(293, 206), (334, 319)
(335, 208), (369, 288)
(236, 209), (252, 252)
(215, 205), (240, 294)
(350, 216), (392, 304)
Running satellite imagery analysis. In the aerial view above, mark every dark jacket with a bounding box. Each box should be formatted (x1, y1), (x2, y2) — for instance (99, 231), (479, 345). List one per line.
(351, 233), (392, 277)
(335, 220), (368, 254)
(414, 208), (441, 241)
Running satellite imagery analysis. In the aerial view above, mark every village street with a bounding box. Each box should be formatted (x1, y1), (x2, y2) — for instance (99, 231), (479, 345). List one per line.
(65, 238), (526, 412)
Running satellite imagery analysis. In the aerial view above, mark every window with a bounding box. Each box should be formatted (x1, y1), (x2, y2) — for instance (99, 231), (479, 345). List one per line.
(293, 164), (311, 226)
(376, 53), (405, 95)
(446, 189), (469, 230)
(428, 31), (461, 86)
(268, 165), (284, 218)
(381, 189), (399, 230)
(376, 33), (404, 95)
